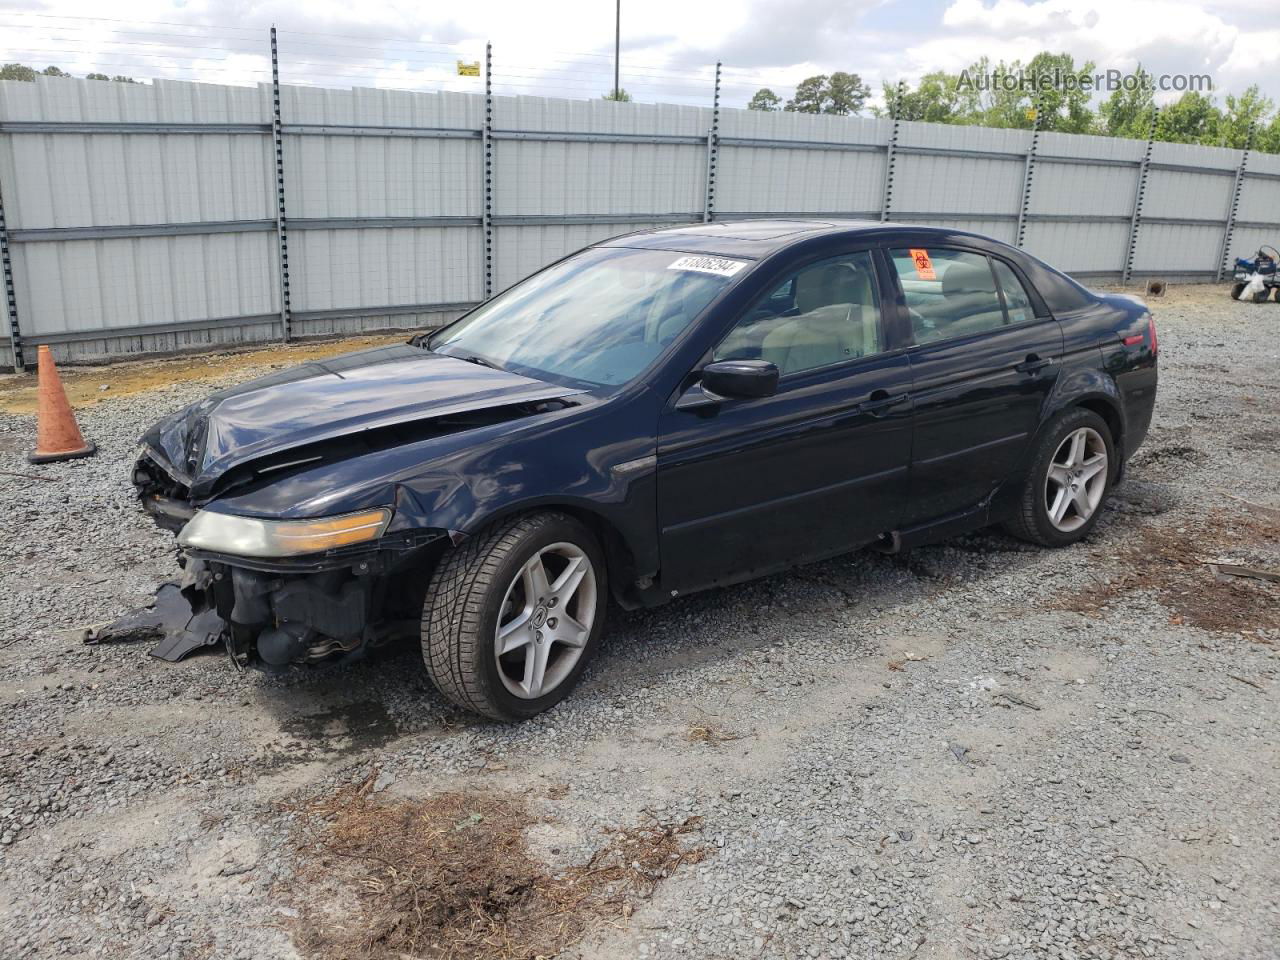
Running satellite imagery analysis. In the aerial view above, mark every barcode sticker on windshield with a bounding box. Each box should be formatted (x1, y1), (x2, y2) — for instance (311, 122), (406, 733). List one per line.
(668, 255), (747, 277)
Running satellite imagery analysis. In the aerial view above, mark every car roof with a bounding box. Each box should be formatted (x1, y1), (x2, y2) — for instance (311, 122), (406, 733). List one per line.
(596, 218), (980, 259)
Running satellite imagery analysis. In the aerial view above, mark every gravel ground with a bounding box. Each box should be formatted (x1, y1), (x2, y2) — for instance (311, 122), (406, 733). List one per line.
(0, 283), (1277, 960)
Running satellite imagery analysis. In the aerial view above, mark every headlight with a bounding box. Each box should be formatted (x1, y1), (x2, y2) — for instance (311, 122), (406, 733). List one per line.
(177, 508), (392, 558)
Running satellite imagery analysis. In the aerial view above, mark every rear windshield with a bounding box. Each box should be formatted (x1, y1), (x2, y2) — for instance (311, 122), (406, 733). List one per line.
(429, 247), (746, 387)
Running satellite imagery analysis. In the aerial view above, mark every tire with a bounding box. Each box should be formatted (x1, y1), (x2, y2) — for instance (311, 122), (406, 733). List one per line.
(1004, 409), (1115, 548)
(1252, 289), (1270, 304)
(1230, 281), (1245, 300)
(421, 511), (607, 721)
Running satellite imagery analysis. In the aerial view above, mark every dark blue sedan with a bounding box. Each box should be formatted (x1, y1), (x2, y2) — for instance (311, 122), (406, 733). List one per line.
(134, 219), (1158, 720)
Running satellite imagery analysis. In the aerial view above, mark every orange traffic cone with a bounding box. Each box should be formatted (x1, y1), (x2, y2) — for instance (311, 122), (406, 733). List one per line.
(28, 345), (96, 464)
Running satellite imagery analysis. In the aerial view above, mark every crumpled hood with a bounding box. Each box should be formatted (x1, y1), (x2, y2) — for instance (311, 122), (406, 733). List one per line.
(140, 344), (582, 499)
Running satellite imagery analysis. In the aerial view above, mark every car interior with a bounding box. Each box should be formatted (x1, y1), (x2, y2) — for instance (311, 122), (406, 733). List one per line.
(716, 255), (882, 375)
(894, 250), (1010, 344)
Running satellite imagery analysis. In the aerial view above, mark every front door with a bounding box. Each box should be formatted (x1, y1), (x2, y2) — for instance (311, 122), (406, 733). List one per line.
(656, 250), (914, 594)
(887, 245), (1064, 524)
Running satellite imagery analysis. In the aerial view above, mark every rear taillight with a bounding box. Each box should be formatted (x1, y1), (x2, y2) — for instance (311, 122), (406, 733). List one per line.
(1148, 314), (1158, 356)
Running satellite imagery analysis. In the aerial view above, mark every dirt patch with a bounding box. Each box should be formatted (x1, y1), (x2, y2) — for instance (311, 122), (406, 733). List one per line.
(284, 780), (708, 960)
(0, 334), (406, 415)
(1063, 509), (1280, 635)
(1130, 443), (1209, 471)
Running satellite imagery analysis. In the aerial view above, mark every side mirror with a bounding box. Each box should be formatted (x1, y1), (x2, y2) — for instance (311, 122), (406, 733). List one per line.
(701, 359), (779, 399)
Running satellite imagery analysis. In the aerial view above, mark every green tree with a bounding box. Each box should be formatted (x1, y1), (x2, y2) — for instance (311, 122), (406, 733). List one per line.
(601, 88), (632, 102)
(1156, 92), (1220, 144)
(1257, 113), (1280, 154)
(4, 63), (137, 84)
(786, 75), (828, 113)
(1027, 52), (1097, 133)
(0, 63), (38, 81)
(1214, 85), (1274, 148)
(1098, 66), (1156, 139)
(747, 88), (782, 111)
(785, 72), (871, 115)
(826, 72), (870, 115)
(876, 72), (967, 123)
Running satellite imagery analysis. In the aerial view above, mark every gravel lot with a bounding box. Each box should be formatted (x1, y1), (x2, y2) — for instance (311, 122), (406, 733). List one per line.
(0, 284), (1277, 960)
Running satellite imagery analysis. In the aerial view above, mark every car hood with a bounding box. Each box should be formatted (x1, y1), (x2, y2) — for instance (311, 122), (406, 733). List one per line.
(140, 344), (584, 500)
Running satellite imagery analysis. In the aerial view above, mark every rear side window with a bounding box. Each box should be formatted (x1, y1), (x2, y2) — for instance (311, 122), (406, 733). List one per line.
(992, 259), (1036, 325)
(890, 248), (1006, 345)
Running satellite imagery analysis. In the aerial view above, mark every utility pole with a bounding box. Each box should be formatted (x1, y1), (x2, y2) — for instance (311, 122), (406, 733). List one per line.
(613, 0), (620, 99)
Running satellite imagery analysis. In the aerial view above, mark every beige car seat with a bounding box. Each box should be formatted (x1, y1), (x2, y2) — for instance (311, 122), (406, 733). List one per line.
(761, 263), (879, 374)
(913, 260), (1006, 342)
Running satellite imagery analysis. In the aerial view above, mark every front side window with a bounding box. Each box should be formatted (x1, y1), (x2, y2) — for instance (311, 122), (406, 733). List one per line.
(429, 247), (745, 387)
(890, 248), (1007, 345)
(715, 252), (883, 376)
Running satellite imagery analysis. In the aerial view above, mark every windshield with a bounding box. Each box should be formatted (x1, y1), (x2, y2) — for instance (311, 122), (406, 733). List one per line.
(428, 247), (747, 387)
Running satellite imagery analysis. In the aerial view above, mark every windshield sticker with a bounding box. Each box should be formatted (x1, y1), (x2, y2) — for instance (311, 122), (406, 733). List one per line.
(668, 255), (748, 278)
(909, 248), (936, 281)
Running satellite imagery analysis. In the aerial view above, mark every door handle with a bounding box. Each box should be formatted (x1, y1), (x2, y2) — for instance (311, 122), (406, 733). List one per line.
(1014, 354), (1052, 374)
(860, 389), (910, 416)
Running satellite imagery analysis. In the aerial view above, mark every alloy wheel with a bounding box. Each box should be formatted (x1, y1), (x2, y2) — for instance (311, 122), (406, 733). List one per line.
(494, 542), (597, 699)
(1044, 426), (1108, 533)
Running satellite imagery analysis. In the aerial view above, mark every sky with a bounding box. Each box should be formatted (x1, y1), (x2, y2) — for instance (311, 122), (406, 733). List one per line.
(1, 0), (1277, 110)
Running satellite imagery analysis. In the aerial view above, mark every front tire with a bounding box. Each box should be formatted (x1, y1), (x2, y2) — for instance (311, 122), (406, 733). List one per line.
(421, 512), (607, 721)
(1004, 409), (1114, 547)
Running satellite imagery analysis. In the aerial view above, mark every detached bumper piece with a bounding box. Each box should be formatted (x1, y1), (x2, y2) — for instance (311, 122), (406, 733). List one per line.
(84, 580), (225, 662)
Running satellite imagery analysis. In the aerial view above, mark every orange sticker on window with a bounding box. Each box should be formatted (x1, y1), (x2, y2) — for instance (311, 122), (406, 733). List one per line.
(909, 248), (936, 280)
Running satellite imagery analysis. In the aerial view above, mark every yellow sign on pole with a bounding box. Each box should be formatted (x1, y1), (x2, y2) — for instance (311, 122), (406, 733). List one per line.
(456, 60), (480, 77)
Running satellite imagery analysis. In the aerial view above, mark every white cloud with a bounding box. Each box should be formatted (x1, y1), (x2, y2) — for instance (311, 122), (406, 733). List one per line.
(0, 0), (1275, 107)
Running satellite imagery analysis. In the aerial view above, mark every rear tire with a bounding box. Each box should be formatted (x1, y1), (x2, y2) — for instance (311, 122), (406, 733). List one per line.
(1004, 409), (1114, 548)
(421, 512), (606, 721)
(1230, 281), (1245, 300)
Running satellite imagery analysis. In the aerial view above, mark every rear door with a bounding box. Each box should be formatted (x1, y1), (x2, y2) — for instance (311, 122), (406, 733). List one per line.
(888, 245), (1063, 525)
(656, 248), (914, 593)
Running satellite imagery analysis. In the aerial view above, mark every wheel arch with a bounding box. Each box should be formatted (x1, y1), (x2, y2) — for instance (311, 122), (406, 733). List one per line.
(448, 497), (646, 608)
(1042, 369), (1127, 462)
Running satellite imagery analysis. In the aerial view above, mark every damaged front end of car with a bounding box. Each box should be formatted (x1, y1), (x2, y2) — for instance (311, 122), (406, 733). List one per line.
(120, 344), (588, 669)
(132, 450), (450, 667)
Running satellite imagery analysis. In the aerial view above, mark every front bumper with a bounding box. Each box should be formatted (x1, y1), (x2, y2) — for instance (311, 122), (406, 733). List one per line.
(131, 451), (444, 667)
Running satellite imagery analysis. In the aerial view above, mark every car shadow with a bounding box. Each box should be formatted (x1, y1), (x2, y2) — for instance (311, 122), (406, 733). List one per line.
(233, 476), (1180, 743)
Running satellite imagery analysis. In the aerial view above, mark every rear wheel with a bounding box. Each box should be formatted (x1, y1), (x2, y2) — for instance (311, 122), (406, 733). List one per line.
(1005, 409), (1113, 547)
(421, 512), (606, 721)
(1229, 281), (1246, 300)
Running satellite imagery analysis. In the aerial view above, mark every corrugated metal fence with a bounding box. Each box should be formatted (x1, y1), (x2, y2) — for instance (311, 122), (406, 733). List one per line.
(2, 69), (1278, 368)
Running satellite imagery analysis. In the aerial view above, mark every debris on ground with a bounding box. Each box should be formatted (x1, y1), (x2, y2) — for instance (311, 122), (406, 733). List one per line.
(286, 784), (708, 960)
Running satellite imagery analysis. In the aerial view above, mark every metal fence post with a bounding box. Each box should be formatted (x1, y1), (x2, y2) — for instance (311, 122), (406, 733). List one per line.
(1216, 122), (1255, 282)
(702, 62), (721, 223)
(1015, 94), (1045, 249)
(269, 26), (293, 341)
(880, 81), (906, 222)
(482, 42), (494, 300)
(1123, 108), (1160, 284)
(0, 177), (23, 372)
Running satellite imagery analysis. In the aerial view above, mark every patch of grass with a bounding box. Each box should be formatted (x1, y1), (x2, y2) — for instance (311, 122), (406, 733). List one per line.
(285, 781), (708, 960)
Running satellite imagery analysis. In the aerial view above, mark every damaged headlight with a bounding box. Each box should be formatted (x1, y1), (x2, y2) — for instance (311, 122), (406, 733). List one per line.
(177, 508), (392, 558)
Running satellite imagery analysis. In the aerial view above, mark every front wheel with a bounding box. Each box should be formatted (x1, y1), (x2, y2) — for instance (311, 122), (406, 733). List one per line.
(421, 512), (606, 721)
(1229, 281), (1246, 300)
(1004, 409), (1114, 547)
